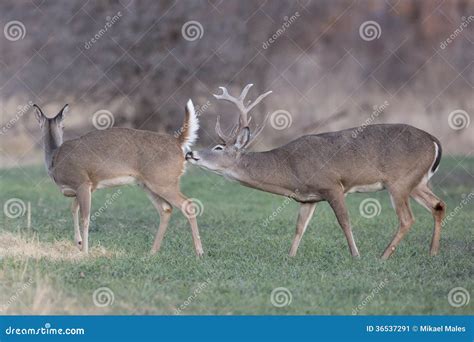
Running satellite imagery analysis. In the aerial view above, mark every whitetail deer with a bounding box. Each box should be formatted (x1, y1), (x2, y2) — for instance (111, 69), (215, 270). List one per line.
(34, 101), (204, 256)
(186, 84), (446, 259)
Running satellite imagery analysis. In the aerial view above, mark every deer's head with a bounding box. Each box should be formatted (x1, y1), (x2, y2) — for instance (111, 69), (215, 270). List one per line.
(33, 104), (69, 145)
(186, 84), (271, 175)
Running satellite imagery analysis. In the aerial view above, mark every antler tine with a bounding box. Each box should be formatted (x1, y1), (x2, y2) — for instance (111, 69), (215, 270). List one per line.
(238, 84), (253, 102)
(213, 86), (230, 100)
(215, 116), (230, 143)
(213, 84), (272, 140)
(213, 85), (250, 127)
(246, 90), (273, 114)
(246, 112), (270, 148)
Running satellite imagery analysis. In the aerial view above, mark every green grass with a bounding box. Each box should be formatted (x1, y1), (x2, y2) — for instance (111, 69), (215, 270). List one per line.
(0, 157), (473, 315)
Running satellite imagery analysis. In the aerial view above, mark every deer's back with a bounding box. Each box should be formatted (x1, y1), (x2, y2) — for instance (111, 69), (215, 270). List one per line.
(51, 128), (183, 188)
(282, 124), (439, 192)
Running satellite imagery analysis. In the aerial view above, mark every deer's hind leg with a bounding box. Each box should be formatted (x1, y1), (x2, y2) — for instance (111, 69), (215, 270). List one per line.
(145, 180), (204, 257)
(71, 198), (82, 250)
(381, 186), (414, 260)
(410, 182), (446, 256)
(143, 186), (173, 254)
(289, 202), (316, 257)
(76, 182), (92, 254)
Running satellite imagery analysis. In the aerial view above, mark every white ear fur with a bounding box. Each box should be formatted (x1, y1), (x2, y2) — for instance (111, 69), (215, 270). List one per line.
(55, 104), (69, 122)
(33, 105), (45, 127)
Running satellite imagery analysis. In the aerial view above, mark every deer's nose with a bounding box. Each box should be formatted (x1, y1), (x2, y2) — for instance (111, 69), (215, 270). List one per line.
(185, 151), (193, 160)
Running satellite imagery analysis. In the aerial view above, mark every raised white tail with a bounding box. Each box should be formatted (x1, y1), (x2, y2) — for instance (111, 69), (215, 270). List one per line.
(178, 99), (199, 153)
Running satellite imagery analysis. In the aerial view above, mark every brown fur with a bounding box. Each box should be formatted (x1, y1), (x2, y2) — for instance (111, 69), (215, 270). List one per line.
(188, 85), (446, 259)
(34, 104), (203, 256)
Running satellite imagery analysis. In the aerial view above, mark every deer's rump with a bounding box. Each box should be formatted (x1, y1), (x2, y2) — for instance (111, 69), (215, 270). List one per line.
(287, 124), (441, 193)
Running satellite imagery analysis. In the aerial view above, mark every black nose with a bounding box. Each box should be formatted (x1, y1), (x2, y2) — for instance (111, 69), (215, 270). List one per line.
(185, 151), (193, 160)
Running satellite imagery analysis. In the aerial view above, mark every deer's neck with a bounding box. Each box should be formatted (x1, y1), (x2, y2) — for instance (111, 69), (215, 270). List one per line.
(226, 151), (296, 197)
(42, 125), (62, 174)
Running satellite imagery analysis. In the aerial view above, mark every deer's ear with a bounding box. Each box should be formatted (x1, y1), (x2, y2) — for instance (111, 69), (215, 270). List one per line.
(33, 104), (46, 127)
(234, 127), (250, 150)
(55, 104), (69, 121)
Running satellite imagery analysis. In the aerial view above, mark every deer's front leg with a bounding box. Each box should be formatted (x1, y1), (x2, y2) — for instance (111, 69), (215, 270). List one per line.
(289, 202), (316, 257)
(327, 191), (360, 257)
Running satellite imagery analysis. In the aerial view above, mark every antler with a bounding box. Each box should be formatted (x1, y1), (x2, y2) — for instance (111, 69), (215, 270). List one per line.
(213, 84), (272, 128)
(213, 84), (272, 144)
(246, 112), (270, 148)
(215, 116), (239, 143)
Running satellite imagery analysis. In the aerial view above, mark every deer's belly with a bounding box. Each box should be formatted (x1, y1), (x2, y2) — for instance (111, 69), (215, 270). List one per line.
(346, 182), (384, 194)
(96, 176), (137, 189)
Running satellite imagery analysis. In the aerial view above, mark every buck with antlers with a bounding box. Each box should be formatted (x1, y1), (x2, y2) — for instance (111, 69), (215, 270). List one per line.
(34, 101), (204, 256)
(186, 84), (445, 259)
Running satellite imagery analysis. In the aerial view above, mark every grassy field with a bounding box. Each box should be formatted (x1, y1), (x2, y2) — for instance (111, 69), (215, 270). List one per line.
(0, 157), (472, 315)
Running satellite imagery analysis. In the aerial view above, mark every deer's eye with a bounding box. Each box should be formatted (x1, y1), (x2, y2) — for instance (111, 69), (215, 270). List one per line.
(213, 145), (224, 151)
